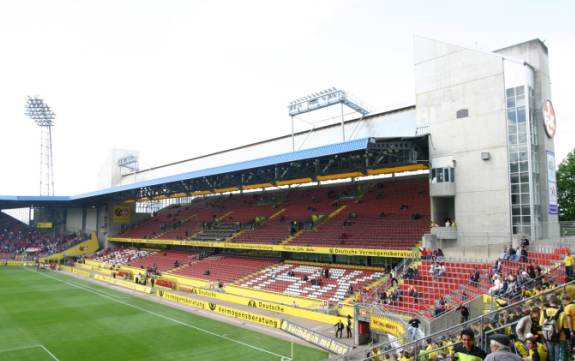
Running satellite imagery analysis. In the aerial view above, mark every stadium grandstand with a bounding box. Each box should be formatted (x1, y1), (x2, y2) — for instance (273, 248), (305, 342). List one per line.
(1, 36), (573, 361)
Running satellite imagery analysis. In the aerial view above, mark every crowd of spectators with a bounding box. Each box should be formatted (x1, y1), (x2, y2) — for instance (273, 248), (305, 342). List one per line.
(368, 268), (573, 361)
(0, 214), (88, 259)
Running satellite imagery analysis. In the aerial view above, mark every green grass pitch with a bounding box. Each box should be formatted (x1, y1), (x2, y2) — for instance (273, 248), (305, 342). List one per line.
(0, 267), (328, 361)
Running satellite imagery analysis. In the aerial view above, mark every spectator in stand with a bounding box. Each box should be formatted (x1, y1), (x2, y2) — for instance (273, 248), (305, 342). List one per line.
(430, 263), (438, 278)
(484, 334), (523, 361)
(564, 253), (574, 282)
(470, 269), (481, 287)
(539, 295), (564, 361)
(520, 237), (530, 250)
(380, 291), (388, 305)
(390, 269), (398, 287)
(457, 304), (470, 323)
(408, 286), (419, 304)
(520, 247), (529, 263)
(368, 347), (382, 361)
(407, 318), (421, 342)
(487, 275), (504, 296)
(453, 328), (486, 361)
(516, 307), (535, 342)
(434, 297), (446, 316)
(563, 295), (575, 353)
(419, 246), (430, 260)
(438, 264), (447, 278)
(523, 335), (548, 361)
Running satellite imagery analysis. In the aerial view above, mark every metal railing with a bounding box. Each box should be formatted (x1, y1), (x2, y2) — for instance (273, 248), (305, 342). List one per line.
(347, 279), (575, 361)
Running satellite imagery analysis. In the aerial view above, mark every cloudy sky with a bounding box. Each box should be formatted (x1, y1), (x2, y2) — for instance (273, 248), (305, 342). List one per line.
(0, 0), (573, 196)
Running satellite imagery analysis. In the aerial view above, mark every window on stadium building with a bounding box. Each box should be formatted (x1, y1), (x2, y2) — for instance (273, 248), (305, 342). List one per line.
(506, 86), (534, 236)
(430, 167), (454, 184)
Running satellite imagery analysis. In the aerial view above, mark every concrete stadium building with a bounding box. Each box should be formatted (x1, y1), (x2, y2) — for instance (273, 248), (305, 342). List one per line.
(0, 36), (560, 255)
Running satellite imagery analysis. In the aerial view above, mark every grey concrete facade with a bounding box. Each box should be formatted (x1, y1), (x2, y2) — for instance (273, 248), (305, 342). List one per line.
(415, 36), (559, 246)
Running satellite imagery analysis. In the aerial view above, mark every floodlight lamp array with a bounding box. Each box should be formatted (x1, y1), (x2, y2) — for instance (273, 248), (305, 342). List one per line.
(25, 96), (55, 127)
(288, 87), (341, 106)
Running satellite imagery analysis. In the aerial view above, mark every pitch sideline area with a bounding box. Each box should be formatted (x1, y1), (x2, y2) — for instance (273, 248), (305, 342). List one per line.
(0, 267), (327, 361)
(0, 344), (59, 361)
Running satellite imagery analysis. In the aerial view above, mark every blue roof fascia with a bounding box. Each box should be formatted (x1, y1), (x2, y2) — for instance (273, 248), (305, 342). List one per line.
(71, 138), (370, 200)
(0, 195), (71, 202)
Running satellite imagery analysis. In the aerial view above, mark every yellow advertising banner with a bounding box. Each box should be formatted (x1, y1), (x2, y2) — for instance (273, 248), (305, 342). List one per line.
(93, 273), (152, 293)
(370, 313), (406, 337)
(109, 237), (415, 258)
(112, 205), (131, 224)
(36, 222), (53, 229)
(0, 260), (35, 266)
(159, 291), (282, 329)
(181, 285), (345, 325)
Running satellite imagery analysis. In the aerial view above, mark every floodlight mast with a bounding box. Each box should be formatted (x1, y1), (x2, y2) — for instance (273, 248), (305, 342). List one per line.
(24, 96), (56, 196)
(287, 88), (369, 151)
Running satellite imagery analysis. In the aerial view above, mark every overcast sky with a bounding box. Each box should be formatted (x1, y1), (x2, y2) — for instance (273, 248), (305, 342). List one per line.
(0, 0), (573, 196)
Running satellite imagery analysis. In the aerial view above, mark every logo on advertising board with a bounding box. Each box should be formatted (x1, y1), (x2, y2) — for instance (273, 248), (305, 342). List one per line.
(112, 205), (131, 224)
(543, 100), (556, 138)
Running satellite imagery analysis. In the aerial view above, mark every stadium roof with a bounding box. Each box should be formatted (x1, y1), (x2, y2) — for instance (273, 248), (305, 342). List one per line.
(0, 135), (428, 209)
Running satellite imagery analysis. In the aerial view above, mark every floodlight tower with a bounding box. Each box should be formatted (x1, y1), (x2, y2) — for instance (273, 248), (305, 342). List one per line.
(288, 88), (369, 151)
(25, 96), (56, 196)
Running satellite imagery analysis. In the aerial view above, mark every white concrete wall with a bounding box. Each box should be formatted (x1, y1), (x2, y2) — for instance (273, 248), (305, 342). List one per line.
(414, 36), (511, 246)
(85, 208), (97, 233)
(65, 208), (83, 233)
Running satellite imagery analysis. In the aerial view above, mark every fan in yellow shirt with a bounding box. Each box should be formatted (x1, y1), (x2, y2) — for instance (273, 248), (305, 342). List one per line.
(565, 254), (574, 281)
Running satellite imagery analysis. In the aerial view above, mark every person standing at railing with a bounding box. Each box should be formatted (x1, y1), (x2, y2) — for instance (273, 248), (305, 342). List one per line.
(539, 295), (566, 361)
(517, 307), (536, 342)
(564, 254), (574, 282)
(457, 304), (470, 323)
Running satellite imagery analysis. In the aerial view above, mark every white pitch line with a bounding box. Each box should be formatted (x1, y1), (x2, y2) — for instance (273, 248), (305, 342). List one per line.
(39, 344), (61, 361)
(0, 344), (60, 361)
(34, 270), (289, 360)
(0, 344), (40, 354)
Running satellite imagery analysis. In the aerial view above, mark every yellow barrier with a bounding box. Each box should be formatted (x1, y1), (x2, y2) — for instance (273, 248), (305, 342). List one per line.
(109, 237), (415, 258)
(0, 260), (35, 266)
(181, 285), (347, 325)
(74, 263), (94, 271)
(370, 313), (406, 337)
(159, 291), (282, 329)
(60, 265), (92, 278)
(41, 232), (100, 261)
(224, 284), (324, 309)
(84, 259), (100, 267)
(93, 274), (152, 293)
